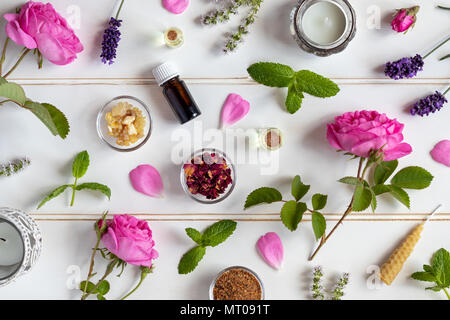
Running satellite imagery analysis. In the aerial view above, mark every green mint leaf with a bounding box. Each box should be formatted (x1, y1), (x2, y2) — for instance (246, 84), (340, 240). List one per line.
(280, 201), (306, 231)
(411, 271), (437, 283)
(312, 194), (327, 211)
(79, 281), (97, 293)
(338, 176), (361, 186)
(201, 220), (237, 247)
(285, 84), (303, 114)
(425, 285), (445, 292)
(41, 103), (70, 139)
(185, 228), (203, 245)
(374, 160), (398, 185)
(291, 175), (310, 201)
(178, 246), (206, 274)
(295, 70), (340, 98)
(391, 166), (433, 189)
(72, 151), (90, 179)
(24, 101), (60, 136)
(388, 185), (410, 209)
(247, 62), (295, 87)
(423, 264), (434, 274)
(311, 211), (326, 240)
(372, 184), (391, 195)
(97, 280), (110, 295)
(37, 184), (72, 209)
(0, 81), (27, 105)
(75, 183), (111, 200)
(244, 187), (283, 209)
(352, 185), (372, 212)
(431, 248), (450, 287)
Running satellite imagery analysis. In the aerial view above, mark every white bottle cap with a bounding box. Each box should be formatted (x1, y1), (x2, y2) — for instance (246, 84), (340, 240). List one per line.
(152, 62), (179, 86)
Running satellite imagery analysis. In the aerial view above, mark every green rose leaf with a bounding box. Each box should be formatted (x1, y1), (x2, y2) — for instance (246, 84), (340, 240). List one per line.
(97, 294), (106, 300)
(24, 101), (60, 137)
(338, 176), (361, 186)
(280, 201), (306, 231)
(295, 70), (340, 98)
(185, 228), (203, 245)
(97, 280), (110, 295)
(291, 175), (310, 201)
(388, 185), (410, 209)
(311, 211), (326, 240)
(178, 246), (206, 275)
(372, 184), (391, 195)
(72, 151), (90, 179)
(247, 62), (295, 87)
(0, 77), (7, 85)
(201, 220), (237, 247)
(352, 185), (373, 212)
(37, 184), (72, 209)
(374, 160), (398, 185)
(79, 281), (96, 293)
(244, 187), (283, 209)
(0, 81), (27, 105)
(75, 183), (111, 200)
(285, 84), (303, 114)
(41, 103), (70, 139)
(369, 187), (377, 212)
(391, 166), (433, 189)
(312, 194), (328, 211)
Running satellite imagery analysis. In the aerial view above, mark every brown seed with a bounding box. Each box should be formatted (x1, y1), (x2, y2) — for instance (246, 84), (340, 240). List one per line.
(213, 268), (262, 300)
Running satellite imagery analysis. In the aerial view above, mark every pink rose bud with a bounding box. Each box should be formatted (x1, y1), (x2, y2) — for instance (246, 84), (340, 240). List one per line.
(391, 6), (420, 33)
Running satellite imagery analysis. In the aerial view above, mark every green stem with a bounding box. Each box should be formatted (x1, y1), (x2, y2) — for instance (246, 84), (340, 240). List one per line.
(82, 232), (102, 297)
(120, 269), (148, 300)
(444, 288), (450, 300)
(3, 49), (31, 79)
(0, 37), (10, 76)
(70, 178), (78, 207)
(437, 6), (450, 10)
(443, 86), (450, 96)
(81, 259), (118, 300)
(423, 36), (450, 59)
(439, 54), (450, 61)
(115, 0), (125, 19)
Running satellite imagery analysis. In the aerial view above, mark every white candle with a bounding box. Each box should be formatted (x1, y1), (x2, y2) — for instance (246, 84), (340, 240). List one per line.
(0, 220), (24, 267)
(302, 1), (347, 45)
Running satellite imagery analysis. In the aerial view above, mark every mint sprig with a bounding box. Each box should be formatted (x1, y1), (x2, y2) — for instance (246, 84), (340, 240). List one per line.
(247, 62), (340, 114)
(178, 220), (237, 274)
(37, 150), (111, 209)
(244, 175), (327, 238)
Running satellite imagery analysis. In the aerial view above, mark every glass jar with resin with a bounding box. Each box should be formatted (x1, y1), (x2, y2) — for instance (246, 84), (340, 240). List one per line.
(290, 0), (356, 56)
(259, 128), (283, 151)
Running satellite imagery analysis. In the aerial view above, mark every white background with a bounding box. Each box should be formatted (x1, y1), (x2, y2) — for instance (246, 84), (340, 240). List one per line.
(0, 0), (449, 300)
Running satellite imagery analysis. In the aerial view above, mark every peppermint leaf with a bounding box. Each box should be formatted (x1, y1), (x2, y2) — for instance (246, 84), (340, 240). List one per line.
(295, 70), (340, 98)
(247, 62), (295, 87)
(285, 84), (303, 114)
(374, 160), (398, 185)
(291, 175), (310, 201)
(311, 211), (326, 240)
(41, 103), (70, 139)
(0, 81), (26, 105)
(37, 184), (72, 209)
(411, 271), (437, 283)
(312, 194), (327, 211)
(280, 201), (306, 231)
(201, 220), (237, 247)
(75, 183), (111, 200)
(185, 228), (203, 245)
(25, 101), (59, 136)
(388, 185), (410, 209)
(178, 246), (206, 274)
(352, 185), (372, 212)
(244, 187), (283, 209)
(72, 151), (90, 179)
(431, 248), (450, 287)
(391, 166), (433, 189)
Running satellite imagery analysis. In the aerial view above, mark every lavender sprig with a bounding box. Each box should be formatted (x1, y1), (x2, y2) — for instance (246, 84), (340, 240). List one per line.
(0, 158), (30, 177)
(332, 273), (350, 300)
(100, 0), (125, 65)
(410, 89), (448, 116)
(384, 54), (424, 80)
(312, 266), (325, 300)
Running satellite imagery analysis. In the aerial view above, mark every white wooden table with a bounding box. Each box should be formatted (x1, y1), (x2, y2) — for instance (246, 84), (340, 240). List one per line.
(0, 0), (449, 300)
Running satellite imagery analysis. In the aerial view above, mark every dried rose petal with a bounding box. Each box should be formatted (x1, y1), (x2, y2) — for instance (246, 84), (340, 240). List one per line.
(129, 165), (164, 198)
(257, 232), (284, 270)
(221, 93), (250, 127)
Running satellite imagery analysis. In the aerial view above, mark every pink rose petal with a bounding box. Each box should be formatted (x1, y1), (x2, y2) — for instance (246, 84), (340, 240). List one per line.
(257, 232), (284, 270)
(221, 93), (250, 127)
(163, 0), (189, 14)
(430, 140), (450, 167)
(129, 165), (164, 198)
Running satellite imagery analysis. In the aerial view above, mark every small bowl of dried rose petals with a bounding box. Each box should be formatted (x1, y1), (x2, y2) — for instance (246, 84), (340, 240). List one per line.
(180, 148), (236, 204)
(97, 96), (151, 152)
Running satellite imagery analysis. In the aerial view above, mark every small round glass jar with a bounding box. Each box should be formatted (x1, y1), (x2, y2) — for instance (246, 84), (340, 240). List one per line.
(97, 95), (152, 152)
(290, 0), (356, 56)
(259, 128), (284, 151)
(0, 207), (42, 287)
(164, 27), (184, 48)
(180, 148), (236, 204)
(209, 266), (265, 300)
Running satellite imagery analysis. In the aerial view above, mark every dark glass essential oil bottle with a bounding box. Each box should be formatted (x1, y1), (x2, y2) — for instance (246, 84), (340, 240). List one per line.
(152, 62), (201, 124)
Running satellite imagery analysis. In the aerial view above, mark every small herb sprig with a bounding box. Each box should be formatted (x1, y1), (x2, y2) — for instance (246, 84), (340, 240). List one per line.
(311, 267), (350, 300)
(244, 175), (328, 240)
(37, 150), (111, 208)
(178, 220), (237, 274)
(247, 62), (340, 114)
(412, 248), (450, 300)
(0, 158), (30, 177)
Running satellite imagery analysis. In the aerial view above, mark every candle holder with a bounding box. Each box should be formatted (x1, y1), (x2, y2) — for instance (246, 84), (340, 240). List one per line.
(0, 207), (42, 287)
(290, 0), (356, 56)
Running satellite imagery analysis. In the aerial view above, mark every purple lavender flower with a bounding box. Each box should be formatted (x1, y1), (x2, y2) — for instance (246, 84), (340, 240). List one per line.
(384, 54), (424, 80)
(410, 91), (447, 116)
(100, 17), (122, 65)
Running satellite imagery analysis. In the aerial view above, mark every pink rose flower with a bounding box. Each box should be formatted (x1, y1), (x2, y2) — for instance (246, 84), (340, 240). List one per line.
(4, 1), (83, 65)
(327, 110), (412, 161)
(391, 6), (420, 33)
(101, 214), (158, 267)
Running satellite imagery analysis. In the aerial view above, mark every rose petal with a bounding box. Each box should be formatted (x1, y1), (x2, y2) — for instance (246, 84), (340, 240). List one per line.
(430, 140), (450, 167)
(163, 0), (189, 14)
(129, 165), (164, 198)
(256, 232), (283, 270)
(221, 93), (250, 127)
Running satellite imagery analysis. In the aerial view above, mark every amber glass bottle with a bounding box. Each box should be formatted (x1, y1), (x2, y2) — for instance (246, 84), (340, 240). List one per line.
(152, 62), (201, 124)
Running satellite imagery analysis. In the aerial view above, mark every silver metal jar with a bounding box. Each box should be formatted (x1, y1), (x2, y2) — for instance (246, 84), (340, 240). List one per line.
(0, 207), (42, 287)
(290, 0), (356, 56)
